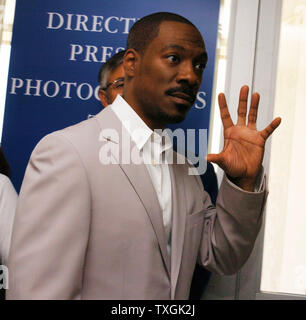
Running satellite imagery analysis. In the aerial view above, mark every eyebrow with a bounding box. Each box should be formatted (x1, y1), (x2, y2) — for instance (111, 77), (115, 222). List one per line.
(161, 44), (208, 61)
(161, 44), (186, 52)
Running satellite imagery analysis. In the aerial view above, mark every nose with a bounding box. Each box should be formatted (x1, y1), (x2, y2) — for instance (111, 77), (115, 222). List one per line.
(176, 62), (201, 88)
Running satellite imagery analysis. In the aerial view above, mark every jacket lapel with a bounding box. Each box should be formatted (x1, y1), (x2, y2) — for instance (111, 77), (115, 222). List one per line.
(120, 162), (171, 277)
(169, 159), (187, 299)
(95, 107), (171, 277)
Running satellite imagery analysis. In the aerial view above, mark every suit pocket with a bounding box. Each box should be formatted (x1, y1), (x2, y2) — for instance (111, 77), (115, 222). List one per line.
(186, 209), (205, 229)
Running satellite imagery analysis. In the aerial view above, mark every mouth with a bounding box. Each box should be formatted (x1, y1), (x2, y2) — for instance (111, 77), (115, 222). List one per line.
(167, 92), (195, 106)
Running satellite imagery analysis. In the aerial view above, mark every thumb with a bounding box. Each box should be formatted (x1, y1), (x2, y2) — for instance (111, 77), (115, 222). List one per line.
(206, 153), (222, 164)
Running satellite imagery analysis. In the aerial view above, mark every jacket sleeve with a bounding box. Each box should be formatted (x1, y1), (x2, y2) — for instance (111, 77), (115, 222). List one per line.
(7, 132), (91, 299)
(197, 173), (267, 275)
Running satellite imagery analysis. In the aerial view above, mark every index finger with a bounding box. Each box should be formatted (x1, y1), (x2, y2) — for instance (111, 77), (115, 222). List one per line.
(218, 93), (234, 130)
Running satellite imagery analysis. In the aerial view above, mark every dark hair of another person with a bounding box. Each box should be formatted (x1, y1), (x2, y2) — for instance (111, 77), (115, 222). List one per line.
(127, 12), (196, 54)
(98, 50), (126, 90)
(0, 147), (10, 177)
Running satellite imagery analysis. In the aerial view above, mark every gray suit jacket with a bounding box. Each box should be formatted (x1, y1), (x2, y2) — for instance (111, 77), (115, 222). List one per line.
(7, 106), (267, 300)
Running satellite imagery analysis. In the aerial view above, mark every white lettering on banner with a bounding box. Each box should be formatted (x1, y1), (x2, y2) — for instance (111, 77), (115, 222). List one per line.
(9, 78), (207, 108)
(43, 81), (60, 98)
(46, 12), (138, 34)
(10, 78), (24, 94)
(77, 83), (93, 100)
(69, 44), (124, 63)
(120, 17), (138, 34)
(10, 77), (100, 101)
(105, 16), (119, 34)
(61, 82), (77, 98)
(101, 46), (114, 63)
(195, 91), (207, 109)
(75, 14), (89, 31)
(70, 44), (83, 60)
(84, 46), (99, 62)
(47, 12), (64, 29)
(25, 79), (42, 96)
(92, 15), (104, 32)
(65, 13), (73, 30)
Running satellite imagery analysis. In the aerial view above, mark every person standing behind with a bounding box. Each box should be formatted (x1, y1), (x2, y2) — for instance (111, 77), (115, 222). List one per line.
(98, 50), (126, 108)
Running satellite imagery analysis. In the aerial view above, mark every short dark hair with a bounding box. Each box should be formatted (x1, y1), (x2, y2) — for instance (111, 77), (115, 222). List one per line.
(127, 12), (197, 54)
(98, 50), (126, 89)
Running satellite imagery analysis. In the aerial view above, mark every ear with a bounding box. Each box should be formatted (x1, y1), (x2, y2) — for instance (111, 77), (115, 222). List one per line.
(123, 49), (139, 78)
(98, 90), (109, 108)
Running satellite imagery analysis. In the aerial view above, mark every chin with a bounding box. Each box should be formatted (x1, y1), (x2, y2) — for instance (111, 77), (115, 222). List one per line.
(161, 111), (188, 124)
(166, 114), (186, 124)
(168, 104), (191, 123)
(150, 103), (190, 126)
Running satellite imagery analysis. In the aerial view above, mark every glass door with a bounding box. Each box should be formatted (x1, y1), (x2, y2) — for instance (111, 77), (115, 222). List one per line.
(260, 0), (306, 298)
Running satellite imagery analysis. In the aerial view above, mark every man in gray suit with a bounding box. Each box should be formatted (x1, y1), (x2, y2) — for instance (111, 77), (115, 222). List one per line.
(97, 50), (216, 300)
(7, 12), (281, 299)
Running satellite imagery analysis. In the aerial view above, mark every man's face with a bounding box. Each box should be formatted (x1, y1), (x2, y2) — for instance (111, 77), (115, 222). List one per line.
(99, 64), (124, 107)
(131, 21), (207, 129)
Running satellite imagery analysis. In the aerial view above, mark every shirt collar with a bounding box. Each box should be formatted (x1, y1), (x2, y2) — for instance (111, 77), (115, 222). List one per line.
(111, 95), (172, 154)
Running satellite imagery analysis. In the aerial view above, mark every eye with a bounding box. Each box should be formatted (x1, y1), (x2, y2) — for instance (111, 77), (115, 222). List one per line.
(115, 83), (124, 89)
(167, 55), (180, 64)
(195, 62), (206, 72)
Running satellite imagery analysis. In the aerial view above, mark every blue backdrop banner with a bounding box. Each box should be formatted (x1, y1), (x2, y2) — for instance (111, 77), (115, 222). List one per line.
(1, 0), (220, 192)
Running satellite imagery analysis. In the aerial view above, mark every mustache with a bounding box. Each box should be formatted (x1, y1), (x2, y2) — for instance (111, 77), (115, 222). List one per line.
(165, 85), (198, 102)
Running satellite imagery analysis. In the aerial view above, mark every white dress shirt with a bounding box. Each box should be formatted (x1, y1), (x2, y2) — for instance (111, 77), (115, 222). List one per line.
(112, 95), (173, 255)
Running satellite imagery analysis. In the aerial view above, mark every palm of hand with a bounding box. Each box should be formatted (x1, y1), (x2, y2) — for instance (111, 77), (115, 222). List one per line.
(207, 86), (281, 188)
(220, 125), (265, 179)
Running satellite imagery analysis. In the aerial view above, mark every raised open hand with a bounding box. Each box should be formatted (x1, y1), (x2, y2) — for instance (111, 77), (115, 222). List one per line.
(207, 86), (281, 191)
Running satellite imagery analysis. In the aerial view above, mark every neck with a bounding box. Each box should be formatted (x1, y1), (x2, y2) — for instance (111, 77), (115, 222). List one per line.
(122, 94), (166, 131)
